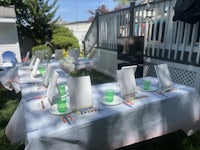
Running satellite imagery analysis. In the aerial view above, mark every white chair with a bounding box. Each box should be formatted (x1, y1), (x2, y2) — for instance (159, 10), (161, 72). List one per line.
(154, 64), (173, 91)
(117, 68), (137, 98)
(0, 51), (17, 71)
(68, 76), (93, 111)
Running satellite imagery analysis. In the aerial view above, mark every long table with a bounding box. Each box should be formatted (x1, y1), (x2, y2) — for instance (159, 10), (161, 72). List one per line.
(5, 63), (200, 149)
(5, 58), (94, 144)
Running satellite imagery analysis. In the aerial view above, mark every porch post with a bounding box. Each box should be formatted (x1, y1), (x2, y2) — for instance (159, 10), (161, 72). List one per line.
(129, 2), (135, 36)
(96, 10), (99, 48)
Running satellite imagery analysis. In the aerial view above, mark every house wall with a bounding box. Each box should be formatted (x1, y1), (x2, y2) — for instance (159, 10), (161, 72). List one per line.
(0, 22), (21, 64)
(64, 22), (91, 50)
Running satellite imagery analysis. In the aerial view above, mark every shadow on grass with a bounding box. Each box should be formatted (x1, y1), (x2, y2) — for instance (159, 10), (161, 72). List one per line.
(0, 84), (24, 150)
(69, 69), (115, 85)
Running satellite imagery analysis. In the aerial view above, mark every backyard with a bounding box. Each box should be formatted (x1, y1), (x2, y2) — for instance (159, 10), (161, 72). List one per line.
(1, 69), (200, 150)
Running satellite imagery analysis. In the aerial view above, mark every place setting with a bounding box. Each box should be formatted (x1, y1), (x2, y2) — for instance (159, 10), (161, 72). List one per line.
(49, 83), (71, 115)
(99, 89), (123, 106)
(137, 79), (157, 92)
(49, 96), (72, 115)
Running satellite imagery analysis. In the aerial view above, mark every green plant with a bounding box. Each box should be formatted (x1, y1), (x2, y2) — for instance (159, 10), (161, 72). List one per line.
(51, 25), (79, 50)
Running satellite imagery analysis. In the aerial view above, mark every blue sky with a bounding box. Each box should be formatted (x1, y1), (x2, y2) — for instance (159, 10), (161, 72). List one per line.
(51, 0), (117, 23)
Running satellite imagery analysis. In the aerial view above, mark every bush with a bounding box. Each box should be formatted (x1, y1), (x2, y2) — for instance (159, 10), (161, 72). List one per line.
(51, 26), (80, 50)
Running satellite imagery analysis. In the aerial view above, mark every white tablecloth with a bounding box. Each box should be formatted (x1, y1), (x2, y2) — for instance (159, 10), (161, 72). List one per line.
(6, 76), (200, 149)
(5, 60), (68, 143)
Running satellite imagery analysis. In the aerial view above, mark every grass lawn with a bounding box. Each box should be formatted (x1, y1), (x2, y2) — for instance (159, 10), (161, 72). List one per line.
(1, 69), (200, 150)
(0, 86), (24, 150)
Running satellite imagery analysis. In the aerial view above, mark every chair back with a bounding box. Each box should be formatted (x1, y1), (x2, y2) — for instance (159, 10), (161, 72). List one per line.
(2, 51), (17, 64)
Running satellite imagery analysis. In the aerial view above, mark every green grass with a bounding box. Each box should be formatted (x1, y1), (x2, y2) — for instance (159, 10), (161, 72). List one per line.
(69, 68), (115, 85)
(0, 86), (24, 150)
(1, 69), (200, 150)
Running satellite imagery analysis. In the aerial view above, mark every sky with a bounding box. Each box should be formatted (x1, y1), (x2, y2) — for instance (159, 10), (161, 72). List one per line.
(50, 0), (117, 23)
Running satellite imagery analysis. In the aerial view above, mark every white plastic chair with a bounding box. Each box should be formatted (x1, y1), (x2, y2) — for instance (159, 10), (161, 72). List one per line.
(0, 51), (17, 70)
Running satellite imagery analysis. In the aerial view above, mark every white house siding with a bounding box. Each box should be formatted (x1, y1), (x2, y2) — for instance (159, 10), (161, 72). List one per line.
(0, 22), (21, 64)
(64, 21), (91, 50)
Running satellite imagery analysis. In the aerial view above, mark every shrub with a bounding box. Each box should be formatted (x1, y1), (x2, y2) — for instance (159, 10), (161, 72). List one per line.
(51, 26), (80, 50)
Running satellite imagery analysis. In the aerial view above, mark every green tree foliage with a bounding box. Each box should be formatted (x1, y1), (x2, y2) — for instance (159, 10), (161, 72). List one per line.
(51, 25), (79, 50)
(22, 0), (59, 45)
(0, 0), (59, 46)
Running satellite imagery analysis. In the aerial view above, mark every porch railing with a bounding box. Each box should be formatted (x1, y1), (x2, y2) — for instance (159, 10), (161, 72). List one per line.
(83, 15), (97, 56)
(84, 0), (200, 66)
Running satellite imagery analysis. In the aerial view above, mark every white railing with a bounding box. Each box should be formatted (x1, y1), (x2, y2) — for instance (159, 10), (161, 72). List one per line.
(83, 0), (200, 90)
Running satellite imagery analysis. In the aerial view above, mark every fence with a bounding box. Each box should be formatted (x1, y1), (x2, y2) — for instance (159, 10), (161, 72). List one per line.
(83, 0), (200, 91)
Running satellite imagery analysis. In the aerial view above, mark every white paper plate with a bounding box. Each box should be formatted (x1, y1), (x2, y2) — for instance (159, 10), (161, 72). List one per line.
(49, 104), (72, 115)
(99, 95), (123, 106)
(137, 85), (157, 92)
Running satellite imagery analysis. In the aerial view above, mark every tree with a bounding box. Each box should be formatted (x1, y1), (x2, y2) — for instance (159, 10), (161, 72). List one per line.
(87, 4), (110, 22)
(0, 0), (59, 46)
(50, 25), (79, 50)
(21, 0), (59, 45)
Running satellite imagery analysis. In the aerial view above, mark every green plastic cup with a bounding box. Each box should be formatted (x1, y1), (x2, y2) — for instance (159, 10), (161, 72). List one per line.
(58, 84), (66, 96)
(143, 80), (151, 90)
(105, 89), (114, 102)
(56, 97), (66, 113)
(39, 66), (46, 76)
